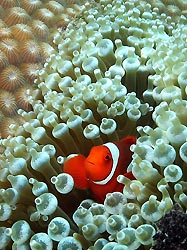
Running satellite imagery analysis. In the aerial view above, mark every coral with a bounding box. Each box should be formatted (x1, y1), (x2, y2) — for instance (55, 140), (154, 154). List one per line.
(0, 38), (20, 64)
(0, 117), (21, 138)
(32, 8), (56, 26)
(46, 1), (65, 15)
(153, 204), (187, 250)
(0, 27), (13, 39)
(19, 0), (42, 15)
(1, 0), (187, 250)
(14, 84), (34, 111)
(0, 0), (17, 9)
(0, 90), (18, 116)
(21, 40), (42, 63)
(11, 23), (34, 41)
(0, 0), (84, 137)
(30, 20), (49, 41)
(19, 62), (42, 83)
(4, 7), (31, 26)
(0, 50), (9, 71)
(40, 42), (57, 61)
(0, 65), (25, 91)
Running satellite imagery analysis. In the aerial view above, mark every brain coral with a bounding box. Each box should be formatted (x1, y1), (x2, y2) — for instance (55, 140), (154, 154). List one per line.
(1, 0), (187, 249)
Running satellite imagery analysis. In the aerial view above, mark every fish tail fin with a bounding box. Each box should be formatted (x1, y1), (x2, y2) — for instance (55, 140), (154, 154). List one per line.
(118, 135), (136, 158)
(120, 135), (136, 146)
(115, 136), (136, 175)
(124, 171), (135, 180)
(63, 155), (89, 189)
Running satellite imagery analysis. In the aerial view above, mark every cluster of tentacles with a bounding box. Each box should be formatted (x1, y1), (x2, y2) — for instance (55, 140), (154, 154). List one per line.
(0, 0), (187, 249)
(0, 0), (83, 138)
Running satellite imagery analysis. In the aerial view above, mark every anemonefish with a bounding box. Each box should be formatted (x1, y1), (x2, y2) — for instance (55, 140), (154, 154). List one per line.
(63, 136), (136, 203)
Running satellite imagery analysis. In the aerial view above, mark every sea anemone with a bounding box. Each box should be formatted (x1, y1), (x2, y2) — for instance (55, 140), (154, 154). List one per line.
(1, 0), (187, 249)
(0, 0), (83, 142)
(0, 38), (20, 64)
(0, 65), (25, 92)
(0, 90), (18, 116)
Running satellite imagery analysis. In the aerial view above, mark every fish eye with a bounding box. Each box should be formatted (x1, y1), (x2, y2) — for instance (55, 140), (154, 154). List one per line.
(105, 154), (111, 161)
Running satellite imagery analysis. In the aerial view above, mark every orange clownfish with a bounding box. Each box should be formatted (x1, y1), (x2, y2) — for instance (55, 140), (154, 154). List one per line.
(63, 136), (136, 203)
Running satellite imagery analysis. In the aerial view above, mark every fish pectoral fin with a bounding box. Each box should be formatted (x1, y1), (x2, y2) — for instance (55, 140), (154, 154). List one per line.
(63, 155), (89, 189)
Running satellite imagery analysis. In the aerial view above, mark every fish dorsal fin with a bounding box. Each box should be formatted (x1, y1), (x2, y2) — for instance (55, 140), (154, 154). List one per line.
(93, 142), (119, 185)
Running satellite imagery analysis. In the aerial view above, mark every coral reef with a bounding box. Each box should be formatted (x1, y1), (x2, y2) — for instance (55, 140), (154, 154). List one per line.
(0, 0), (84, 138)
(153, 204), (187, 250)
(0, 0), (187, 249)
